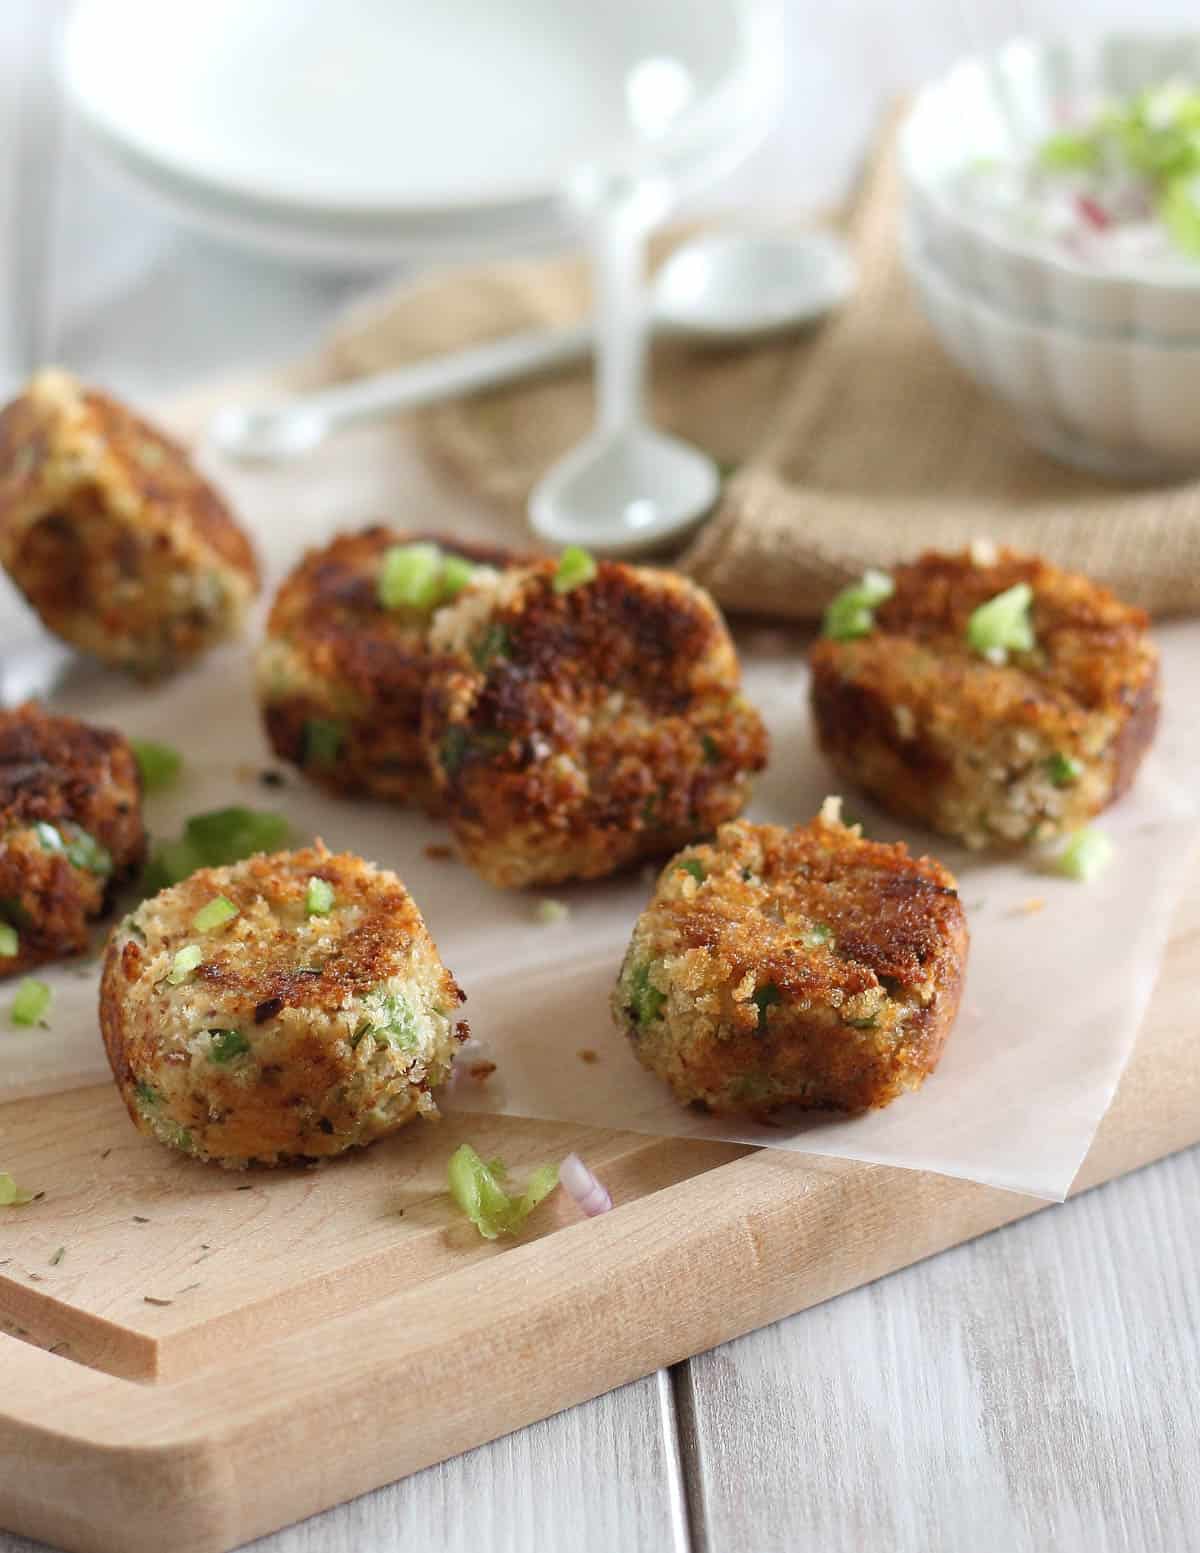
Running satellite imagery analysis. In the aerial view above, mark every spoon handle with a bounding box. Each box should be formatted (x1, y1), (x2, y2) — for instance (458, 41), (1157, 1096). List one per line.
(591, 193), (650, 437)
(309, 322), (594, 425)
(211, 321), (593, 462)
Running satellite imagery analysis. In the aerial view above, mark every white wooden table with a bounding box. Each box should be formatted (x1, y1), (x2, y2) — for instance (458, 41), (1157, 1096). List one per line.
(3, 3), (1199, 1549)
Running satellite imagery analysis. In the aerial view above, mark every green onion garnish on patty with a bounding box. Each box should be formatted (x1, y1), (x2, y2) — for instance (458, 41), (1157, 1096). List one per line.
(439, 553), (476, 600)
(1057, 828), (1114, 882)
(752, 982), (782, 1029)
(628, 961), (666, 1027)
(167, 945), (203, 985)
(379, 542), (444, 611)
(209, 1029), (250, 1064)
(359, 987), (419, 1050)
(0, 924), (17, 958)
(440, 726), (469, 775)
(823, 569), (894, 640)
(802, 923), (833, 948)
(0, 1172), (35, 1207)
(447, 1143), (559, 1240)
(193, 895), (238, 932)
(553, 546), (597, 594)
(966, 582), (1035, 662)
(11, 978), (51, 1026)
(677, 859), (706, 883)
(304, 718), (345, 769)
(131, 739), (182, 793)
(305, 877), (335, 916)
(472, 622), (510, 670)
(1046, 752), (1083, 788)
(34, 820), (112, 876)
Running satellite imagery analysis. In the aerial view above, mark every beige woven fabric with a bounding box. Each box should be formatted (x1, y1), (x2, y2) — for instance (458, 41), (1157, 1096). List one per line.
(328, 115), (1200, 620)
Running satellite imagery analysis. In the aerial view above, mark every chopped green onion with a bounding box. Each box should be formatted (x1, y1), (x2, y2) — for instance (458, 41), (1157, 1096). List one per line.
(131, 739), (182, 793)
(0, 924), (17, 958)
(359, 987), (418, 1050)
(752, 982), (782, 1029)
(677, 859), (706, 883)
(1161, 174), (1200, 258)
(701, 734), (721, 765)
(628, 961), (665, 1027)
(305, 876), (335, 916)
(167, 945), (203, 985)
(472, 622), (510, 670)
(192, 896), (238, 932)
(142, 839), (201, 894)
(1038, 131), (1100, 171)
(802, 922), (833, 948)
(146, 807), (290, 892)
(534, 898), (569, 924)
(0, 1172), (35, 1207)
(304, 718), (345, 768)
(1046, 752), (1083, 788)
(439, 553), (476, 599)
(440, 727), (469, 775)
(823, 569), (894, 640)
(35, 821), (112, 876)
(553, 546), (597, 594)
(11, 978), (50, 1026)
(378, 542), (444, 611)
(186, 807), (287, 861)
(966, 582), (1035, 661)
(447, 1143), (559, 1240)
(134, 1081), (159, 1109)
(209, 1029), (250, 1064)
(1057, 828), (1114, 882)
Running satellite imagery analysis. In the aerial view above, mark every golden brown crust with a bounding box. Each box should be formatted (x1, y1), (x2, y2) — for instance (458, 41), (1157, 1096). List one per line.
(100, 845), (465, 1166)
(809, 549), (1160, 849)
(258, 526), (523, 805)
(613, 813), (968, 1116)
(0, 702), (146, 975)
(0, 369), (258, 675)
(423, 560), (769, 887)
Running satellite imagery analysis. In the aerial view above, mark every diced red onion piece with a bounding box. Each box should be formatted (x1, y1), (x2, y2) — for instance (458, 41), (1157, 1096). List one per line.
(1075, 194), (1112, 230)
(560, 1152), (612, 1217)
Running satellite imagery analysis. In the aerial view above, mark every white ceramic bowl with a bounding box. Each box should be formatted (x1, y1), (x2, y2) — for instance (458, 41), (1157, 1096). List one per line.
(904, 228), (1200, 478)
(902, 34), (1200, 338)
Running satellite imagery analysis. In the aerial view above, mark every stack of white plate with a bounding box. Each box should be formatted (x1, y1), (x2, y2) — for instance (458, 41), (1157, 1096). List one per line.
(63, 0), (784, 269)
(900, 34), (1200, 479)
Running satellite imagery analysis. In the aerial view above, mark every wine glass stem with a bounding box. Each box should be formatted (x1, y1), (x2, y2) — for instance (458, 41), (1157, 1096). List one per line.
(591, 192), (649, 438)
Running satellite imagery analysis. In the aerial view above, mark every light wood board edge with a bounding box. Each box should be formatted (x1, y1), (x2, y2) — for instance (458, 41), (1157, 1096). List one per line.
(1, 890), (1197, 1553)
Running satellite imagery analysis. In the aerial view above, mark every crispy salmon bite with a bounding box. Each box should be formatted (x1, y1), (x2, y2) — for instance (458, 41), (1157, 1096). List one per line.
(100, 844), (465, 1167)
(0, 368), (258, 677)
(0, 703), (145, 976)
(422, 552), (769, 888)
(809, 547), (1160, 850)
(257, 527), (517, 806)
(612, 805), (968, 1117)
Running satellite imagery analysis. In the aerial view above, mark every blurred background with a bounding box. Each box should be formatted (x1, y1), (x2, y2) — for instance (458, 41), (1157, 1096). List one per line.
(4, 0), (1197, 407)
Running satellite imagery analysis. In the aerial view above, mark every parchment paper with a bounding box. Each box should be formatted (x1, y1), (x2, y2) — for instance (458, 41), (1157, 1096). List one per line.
(1, 587), (1195, 1203)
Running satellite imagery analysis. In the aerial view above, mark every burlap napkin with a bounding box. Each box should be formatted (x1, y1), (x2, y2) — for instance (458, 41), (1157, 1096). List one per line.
(327, 112), (1200, 620)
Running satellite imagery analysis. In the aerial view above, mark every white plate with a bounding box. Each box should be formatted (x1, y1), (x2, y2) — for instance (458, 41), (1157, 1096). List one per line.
(63, 0), (785, 263)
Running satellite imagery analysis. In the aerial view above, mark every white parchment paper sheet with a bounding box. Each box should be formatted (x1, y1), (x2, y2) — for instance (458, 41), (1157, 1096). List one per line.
(2, 609), (1195, 1203)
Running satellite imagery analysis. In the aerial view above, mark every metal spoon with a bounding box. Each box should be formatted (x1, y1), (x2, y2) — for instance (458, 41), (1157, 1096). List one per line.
(208, 230), (855, 467)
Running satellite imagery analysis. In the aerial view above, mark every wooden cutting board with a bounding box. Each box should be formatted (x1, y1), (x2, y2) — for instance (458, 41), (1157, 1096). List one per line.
(2, 870), (1198, 1553)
